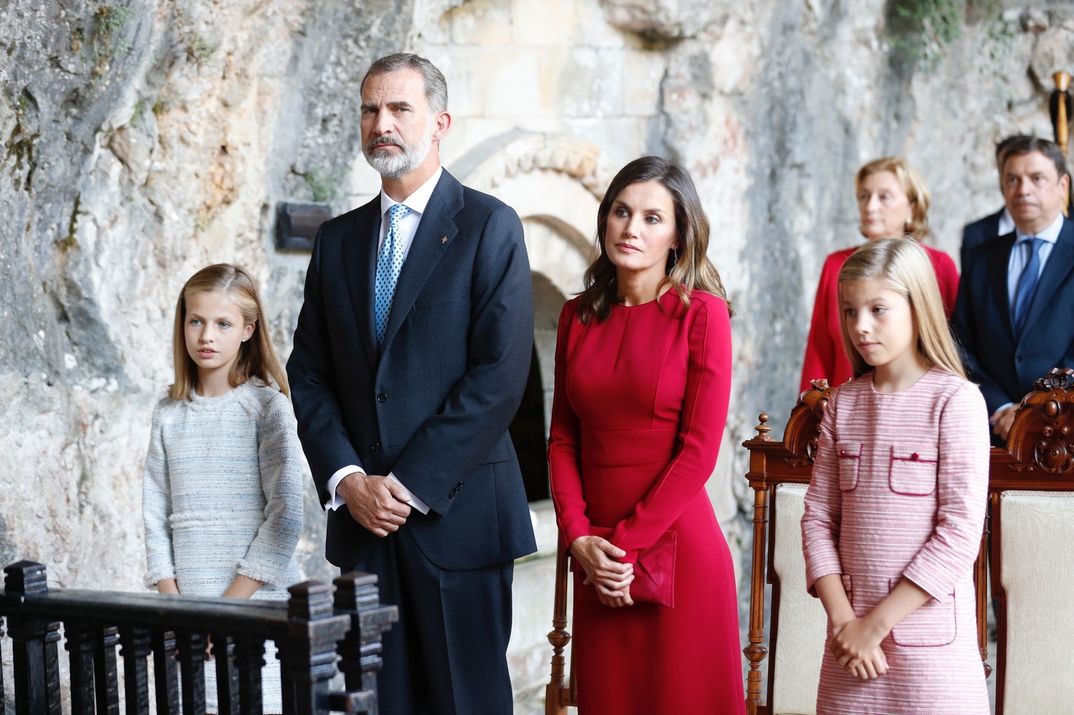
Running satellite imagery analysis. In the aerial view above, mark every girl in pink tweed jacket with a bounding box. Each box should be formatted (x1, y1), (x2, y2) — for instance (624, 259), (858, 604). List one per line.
(801, 239), (990, 714)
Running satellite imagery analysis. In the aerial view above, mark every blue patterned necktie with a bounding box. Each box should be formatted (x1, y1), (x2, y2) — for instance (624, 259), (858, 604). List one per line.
(1012, 237), (1045, 334)
(374, 203), (411, 343)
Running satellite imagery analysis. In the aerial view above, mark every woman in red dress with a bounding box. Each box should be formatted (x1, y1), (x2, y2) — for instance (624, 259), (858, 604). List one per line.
(548, 156), (745, 714)
(800, 157), (959, 392)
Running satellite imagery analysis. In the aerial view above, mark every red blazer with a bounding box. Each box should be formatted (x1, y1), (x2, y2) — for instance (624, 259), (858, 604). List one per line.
(799, 244), (959, 393)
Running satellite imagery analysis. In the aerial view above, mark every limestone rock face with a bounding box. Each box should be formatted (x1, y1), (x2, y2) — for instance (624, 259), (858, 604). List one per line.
(598, 0), (731, 40)
(0, 0), (414, 588)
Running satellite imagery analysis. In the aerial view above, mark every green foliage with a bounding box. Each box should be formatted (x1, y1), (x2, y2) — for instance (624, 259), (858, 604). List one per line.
(57, 195), (82, 252)
(886, 0), (1005, 73)
(95, 4), (132, 40)
(5, 95), (39, 192)
(887, 0), (964, 71)
(92, 4), (133, 77)
(303, 171), (338, 203)
(186, 35), (215, 65)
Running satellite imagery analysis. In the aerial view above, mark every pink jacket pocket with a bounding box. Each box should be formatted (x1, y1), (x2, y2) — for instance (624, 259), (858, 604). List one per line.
(836, 441), (863, 492)
(889, 578), (956, 647)
(889, 445), (938, 496)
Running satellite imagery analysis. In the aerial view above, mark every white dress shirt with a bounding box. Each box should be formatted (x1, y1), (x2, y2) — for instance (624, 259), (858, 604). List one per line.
(997, 207), (1014, 237)
(324, 166), (445, 515)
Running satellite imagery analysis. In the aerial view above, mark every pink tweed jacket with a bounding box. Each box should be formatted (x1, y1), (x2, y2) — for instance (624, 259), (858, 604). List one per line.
(801, 367), (990, 714)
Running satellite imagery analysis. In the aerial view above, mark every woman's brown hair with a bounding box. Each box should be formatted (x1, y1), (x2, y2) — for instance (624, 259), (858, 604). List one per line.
(577, 156), (732, 323)
(169, 264), (289, 400)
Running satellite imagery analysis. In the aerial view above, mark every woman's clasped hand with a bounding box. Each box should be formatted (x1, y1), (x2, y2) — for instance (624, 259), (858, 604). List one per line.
(569, 535), (635, 607)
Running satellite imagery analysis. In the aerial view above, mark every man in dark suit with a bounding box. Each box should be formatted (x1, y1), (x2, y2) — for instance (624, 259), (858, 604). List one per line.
(959, 135), (1028, 267)
(953, 136), (1073, 442)
(287, 53), (536, 714)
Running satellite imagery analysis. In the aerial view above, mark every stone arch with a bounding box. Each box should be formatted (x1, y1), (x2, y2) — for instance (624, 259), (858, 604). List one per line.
(453, 131), (610, 501)
(453, 130), (609, 296)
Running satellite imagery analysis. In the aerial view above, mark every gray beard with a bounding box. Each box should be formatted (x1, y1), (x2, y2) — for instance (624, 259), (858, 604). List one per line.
(364, 129), (434, 180)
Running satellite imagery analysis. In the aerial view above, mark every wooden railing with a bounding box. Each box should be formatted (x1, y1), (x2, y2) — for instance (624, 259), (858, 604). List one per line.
(0, 561), (397, 714)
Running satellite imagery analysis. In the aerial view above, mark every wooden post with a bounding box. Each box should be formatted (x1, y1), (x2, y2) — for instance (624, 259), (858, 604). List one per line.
(212, 633), (240, 715)
(4, 561), (50, 715)
(743, 414), (772, 715)
(330, 571), (397, 714)
(1055, 71), (1072, 215)
(282, 581), (344, 715)
(234, 636), (264, 715)
(66, 623), (97, 715)
(44, 620), (62, 715)
(151, 630), (180, 715)
(94, 625), (121, 714)
(1054, 71), (1071, 155)
(175, 630), (207, 715)
(0, 615), (6, 707)
(544, 543), (571, 715)
(119, 626), (153, 715)
(974, 506), (991, 678)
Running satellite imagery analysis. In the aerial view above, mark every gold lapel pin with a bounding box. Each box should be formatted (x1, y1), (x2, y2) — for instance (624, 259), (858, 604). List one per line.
(440, 236), (448, 244)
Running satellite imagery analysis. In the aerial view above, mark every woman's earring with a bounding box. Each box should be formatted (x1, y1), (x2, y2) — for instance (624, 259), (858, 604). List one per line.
(672, 246), (680, 266)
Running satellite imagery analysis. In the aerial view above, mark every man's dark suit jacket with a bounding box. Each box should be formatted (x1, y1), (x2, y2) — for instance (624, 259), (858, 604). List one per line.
(960, 207), (1005, 268)
(952, 216), (1074, 416)
(287, 169), (537, 571)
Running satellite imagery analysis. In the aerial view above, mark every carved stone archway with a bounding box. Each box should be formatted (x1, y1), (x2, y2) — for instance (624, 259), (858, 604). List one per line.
(453, 131), (612, 427)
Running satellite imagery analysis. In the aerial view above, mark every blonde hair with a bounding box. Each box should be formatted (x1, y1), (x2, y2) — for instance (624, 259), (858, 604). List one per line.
(578, 156), (732, 323)
(855, 157), (931, 241)
(170, 264), (289, 400)
(838, 239), (965, 379)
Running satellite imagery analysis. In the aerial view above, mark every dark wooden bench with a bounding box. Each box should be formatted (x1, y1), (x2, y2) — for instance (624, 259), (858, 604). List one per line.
(0, 561), (397, 714)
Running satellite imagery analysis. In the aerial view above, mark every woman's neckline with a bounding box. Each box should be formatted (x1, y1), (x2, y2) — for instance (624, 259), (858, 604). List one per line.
(615, 285), (677, 309)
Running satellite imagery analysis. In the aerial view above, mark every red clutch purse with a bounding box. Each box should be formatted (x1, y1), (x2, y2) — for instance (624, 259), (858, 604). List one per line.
(574, 529), (677, 608)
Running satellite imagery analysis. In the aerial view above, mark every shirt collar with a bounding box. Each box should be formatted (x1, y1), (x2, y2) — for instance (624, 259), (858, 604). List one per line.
(997, 208), (1014, 236)
(1015, 211), (1064, 245)
(378, 166), (443, 218)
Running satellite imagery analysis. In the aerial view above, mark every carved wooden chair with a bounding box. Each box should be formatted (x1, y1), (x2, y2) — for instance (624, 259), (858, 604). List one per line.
(741, 381), (991, 715)
(987, 368), (1074, 713)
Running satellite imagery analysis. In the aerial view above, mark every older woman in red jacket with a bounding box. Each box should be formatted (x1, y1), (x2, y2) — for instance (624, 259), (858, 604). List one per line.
(799, 157), (959, 392)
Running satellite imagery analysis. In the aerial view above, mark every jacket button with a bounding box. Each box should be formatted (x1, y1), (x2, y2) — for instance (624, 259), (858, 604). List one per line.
(371, 442), (381, 453)
(910, 452), (919, 461)
(377, 392), (388, 403)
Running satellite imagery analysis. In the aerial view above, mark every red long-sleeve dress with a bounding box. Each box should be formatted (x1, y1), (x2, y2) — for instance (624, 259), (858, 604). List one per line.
(799, 244), (959, 393)
(548, 290), (745, 715)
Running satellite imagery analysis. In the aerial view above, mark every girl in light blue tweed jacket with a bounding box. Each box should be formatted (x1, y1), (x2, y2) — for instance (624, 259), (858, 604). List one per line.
(142, 263), (304, 712)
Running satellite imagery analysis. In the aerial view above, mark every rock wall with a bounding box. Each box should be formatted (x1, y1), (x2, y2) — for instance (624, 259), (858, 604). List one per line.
(2, 0), (1073, 706)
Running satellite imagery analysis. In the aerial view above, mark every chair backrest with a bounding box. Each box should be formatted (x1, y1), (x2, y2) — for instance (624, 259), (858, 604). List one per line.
(988, 368), (1074, 714)
(741, 382), (833, 715)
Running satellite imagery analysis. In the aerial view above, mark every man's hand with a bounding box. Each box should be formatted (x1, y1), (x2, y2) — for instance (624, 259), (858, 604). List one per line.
(990, 404), (1017, 441)
(337, 472), (412, 537)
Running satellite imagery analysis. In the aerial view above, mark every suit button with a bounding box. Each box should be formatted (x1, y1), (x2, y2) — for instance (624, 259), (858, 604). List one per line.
(377, 392), (388, 403)
(371, 442), (381, 453)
